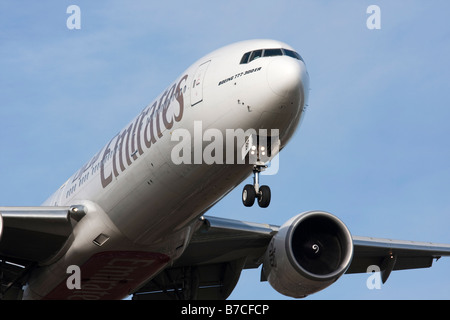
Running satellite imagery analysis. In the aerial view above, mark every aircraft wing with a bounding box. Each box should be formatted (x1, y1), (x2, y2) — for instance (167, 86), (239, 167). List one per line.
(133, 215), (278, 300)
(348, 235), (450, 283)
(0, 206), (85, 299)
(132, 215), (450, 300)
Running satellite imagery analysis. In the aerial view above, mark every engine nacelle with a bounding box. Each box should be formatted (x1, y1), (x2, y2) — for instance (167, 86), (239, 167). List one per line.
(262, 211), (354, 298)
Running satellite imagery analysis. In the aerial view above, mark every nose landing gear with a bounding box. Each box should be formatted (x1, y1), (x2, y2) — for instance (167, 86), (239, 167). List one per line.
(242, 165), (271, 208)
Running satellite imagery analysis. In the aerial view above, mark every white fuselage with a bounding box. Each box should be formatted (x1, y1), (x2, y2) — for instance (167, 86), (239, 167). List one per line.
(23, 39), (309, 299)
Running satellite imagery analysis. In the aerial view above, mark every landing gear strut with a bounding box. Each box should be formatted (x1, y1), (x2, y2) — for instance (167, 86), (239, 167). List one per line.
(242, 164), (271, 208)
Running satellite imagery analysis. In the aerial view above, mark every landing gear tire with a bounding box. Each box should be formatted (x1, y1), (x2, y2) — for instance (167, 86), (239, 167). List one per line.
(257, 185), (271, 208)
(242, 184), (256, 207)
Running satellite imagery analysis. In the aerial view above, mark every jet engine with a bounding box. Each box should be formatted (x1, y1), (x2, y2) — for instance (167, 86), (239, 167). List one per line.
(262, 211), (354, 298)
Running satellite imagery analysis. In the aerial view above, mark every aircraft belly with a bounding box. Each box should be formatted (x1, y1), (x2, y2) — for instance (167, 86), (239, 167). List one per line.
(43, 251), (170, 300)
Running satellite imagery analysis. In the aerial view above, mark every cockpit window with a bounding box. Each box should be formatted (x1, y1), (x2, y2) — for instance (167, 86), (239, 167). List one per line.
(240, 52), (251, 64)
(263, 48), (283, 57)
(249, 50), (263, 62)
(283, 49), (304, 62)
(240, 48), (304, 64)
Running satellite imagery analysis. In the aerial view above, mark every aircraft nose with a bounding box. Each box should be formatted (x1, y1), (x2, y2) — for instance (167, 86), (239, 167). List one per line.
(266, 57), (309, 99)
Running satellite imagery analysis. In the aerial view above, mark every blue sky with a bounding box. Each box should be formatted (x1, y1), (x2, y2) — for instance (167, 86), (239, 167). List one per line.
(1, 1), (450, 299)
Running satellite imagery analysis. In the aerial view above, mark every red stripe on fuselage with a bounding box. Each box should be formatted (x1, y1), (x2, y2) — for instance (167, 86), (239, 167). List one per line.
(44, 251), (170, 300)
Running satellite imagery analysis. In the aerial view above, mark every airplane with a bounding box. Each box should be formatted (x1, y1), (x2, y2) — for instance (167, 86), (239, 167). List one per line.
(1, 39), (450, 300)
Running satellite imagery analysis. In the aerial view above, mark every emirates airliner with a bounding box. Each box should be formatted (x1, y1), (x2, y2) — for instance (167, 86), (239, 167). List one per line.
(1, 39), (450, 300)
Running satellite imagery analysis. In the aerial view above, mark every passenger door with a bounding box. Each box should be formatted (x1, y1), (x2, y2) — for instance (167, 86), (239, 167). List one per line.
(191, 60), (211, 106)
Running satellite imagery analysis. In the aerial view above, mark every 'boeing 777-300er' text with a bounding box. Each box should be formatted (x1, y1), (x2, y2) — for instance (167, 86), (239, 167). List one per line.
(1, 39), (450, 300)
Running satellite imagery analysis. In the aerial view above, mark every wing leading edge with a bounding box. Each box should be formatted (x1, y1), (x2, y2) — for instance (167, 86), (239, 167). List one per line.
(0, 206), (86, 299)
(133, 215), (450, 300)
